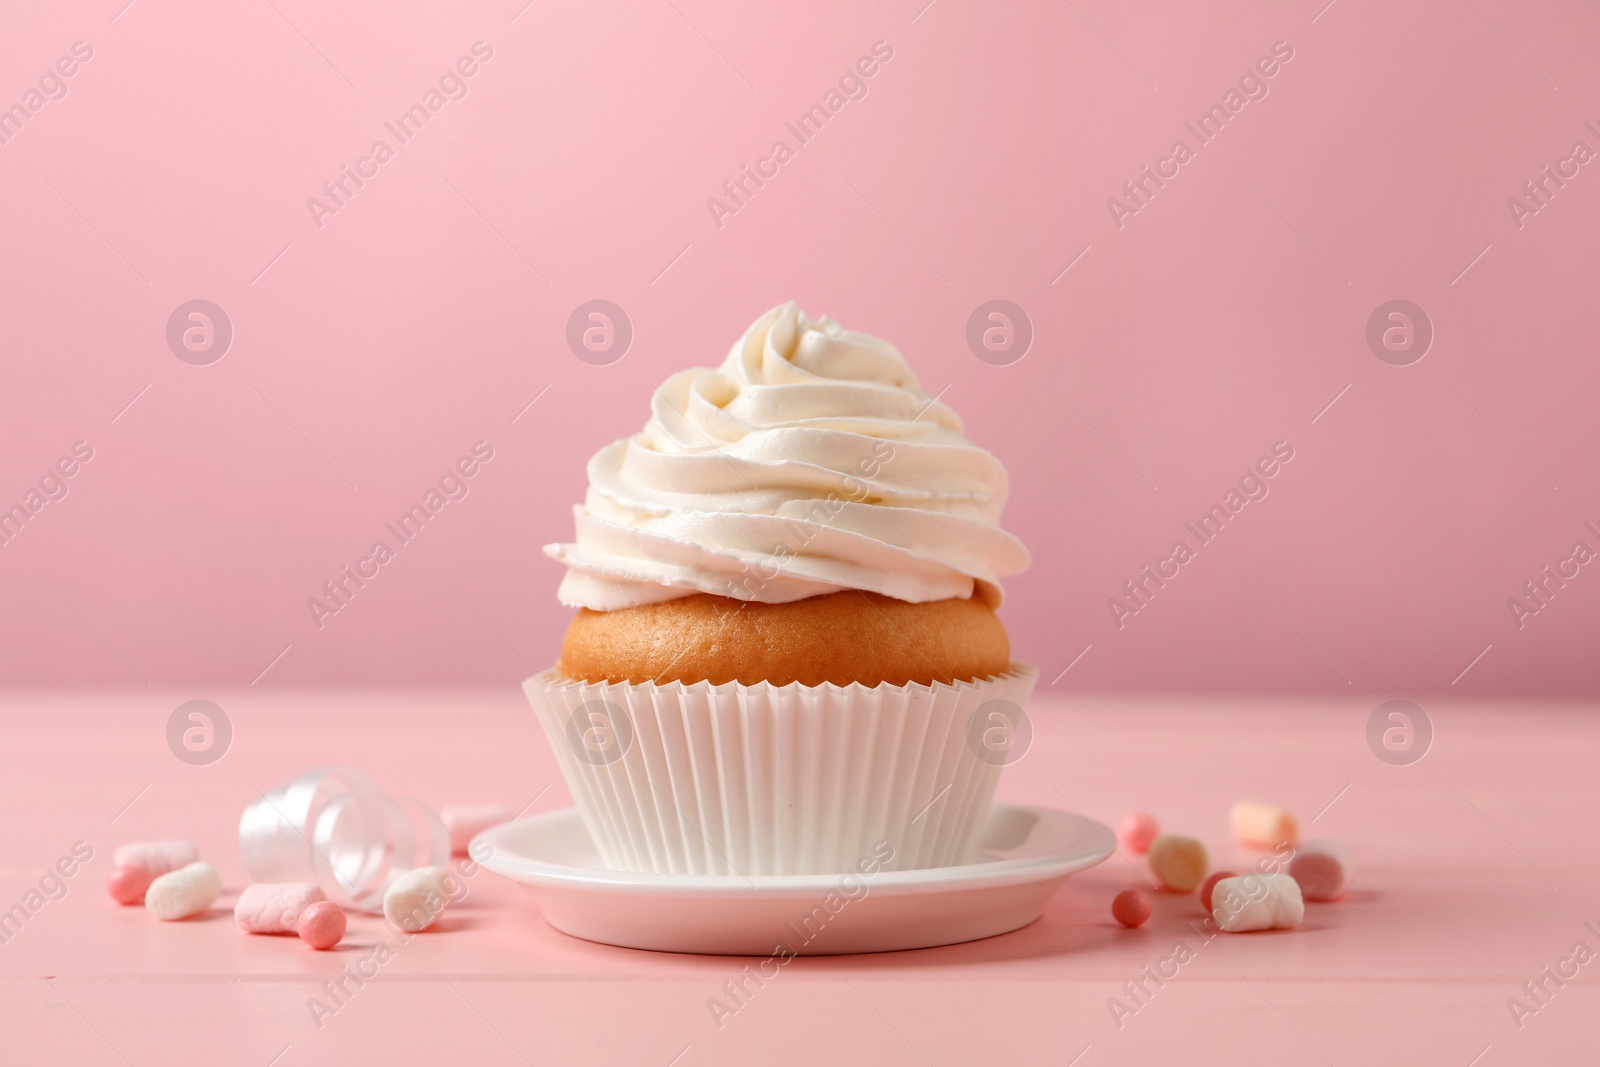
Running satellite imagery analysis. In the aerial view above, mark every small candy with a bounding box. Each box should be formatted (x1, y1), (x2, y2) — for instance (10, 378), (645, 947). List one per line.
(235, 883), (326, 934)
(383, 866), (452, 932)
(298, 901), (347, 950)
(113, 840), (197, 878)
(107, 866), (153, 905)
(1211, 872), (1304, 933)
(1111, 890), (1151, 928)
(441, 804), (513, 856)
(1199, 869), (1237, 914)
(1289, 838), (1352, 901)
(145, 861), (221, 921)
(1116, 812), (1159, 855)
(1230, 801), (1298, 848)
(1147, 834), (1208, 892)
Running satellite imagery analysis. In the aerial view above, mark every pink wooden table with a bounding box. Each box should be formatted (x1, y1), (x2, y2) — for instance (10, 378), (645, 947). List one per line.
(3, 689), (1595, 1066)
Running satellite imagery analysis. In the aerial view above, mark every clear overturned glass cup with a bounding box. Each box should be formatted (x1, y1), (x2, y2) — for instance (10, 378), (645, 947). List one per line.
(238, 768), (448, 913)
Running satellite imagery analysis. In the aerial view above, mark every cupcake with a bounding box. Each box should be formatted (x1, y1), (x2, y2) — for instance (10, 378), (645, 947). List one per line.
(525, 301), (1033, 875)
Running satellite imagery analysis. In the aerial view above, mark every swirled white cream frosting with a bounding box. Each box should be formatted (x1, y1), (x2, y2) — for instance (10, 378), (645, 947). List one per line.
(547, 302), (1029, 610)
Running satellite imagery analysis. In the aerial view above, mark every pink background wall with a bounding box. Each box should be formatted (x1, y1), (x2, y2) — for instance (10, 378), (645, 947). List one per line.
(2, 0), (1596, 695)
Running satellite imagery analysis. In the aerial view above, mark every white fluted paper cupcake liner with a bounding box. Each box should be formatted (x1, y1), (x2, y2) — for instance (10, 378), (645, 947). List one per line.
(522, 664), (1038, 876)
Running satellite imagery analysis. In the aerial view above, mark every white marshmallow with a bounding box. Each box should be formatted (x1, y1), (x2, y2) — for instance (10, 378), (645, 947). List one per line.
(113, 840), (197, 877)
(383, 866), (453, 932)
(1211, 872), (1304, 932)
(145, 861), (221, 920)
(442, 804), (512, 855)
(1230, 801), (1297, 848)
(235, 883), (326, 934)
(1289, 837), (1353, 901)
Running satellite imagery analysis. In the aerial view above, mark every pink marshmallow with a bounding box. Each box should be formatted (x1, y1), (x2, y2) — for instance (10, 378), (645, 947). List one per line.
(235, 883), (326, 934)
(1289, 838), (1353, 900)
(1117, 812), (1159, 855)
(106, 866), (153, 905)
(113, 840), (197, 878)
(442, 804), (513, 855)
(298, 901), (347, 950)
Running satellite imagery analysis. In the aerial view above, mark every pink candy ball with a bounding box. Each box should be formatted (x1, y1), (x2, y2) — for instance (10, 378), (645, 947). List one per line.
(297, 901), (347, 950)
(107, 866), (153, 906)
(1200, 870), (1237, 914)
(1111, 890), (1152, 928)
(1117, 812), (1159, 855)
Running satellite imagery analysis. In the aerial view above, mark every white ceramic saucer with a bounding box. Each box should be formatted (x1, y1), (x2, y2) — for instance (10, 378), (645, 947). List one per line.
(473, 803), (1113, 955)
